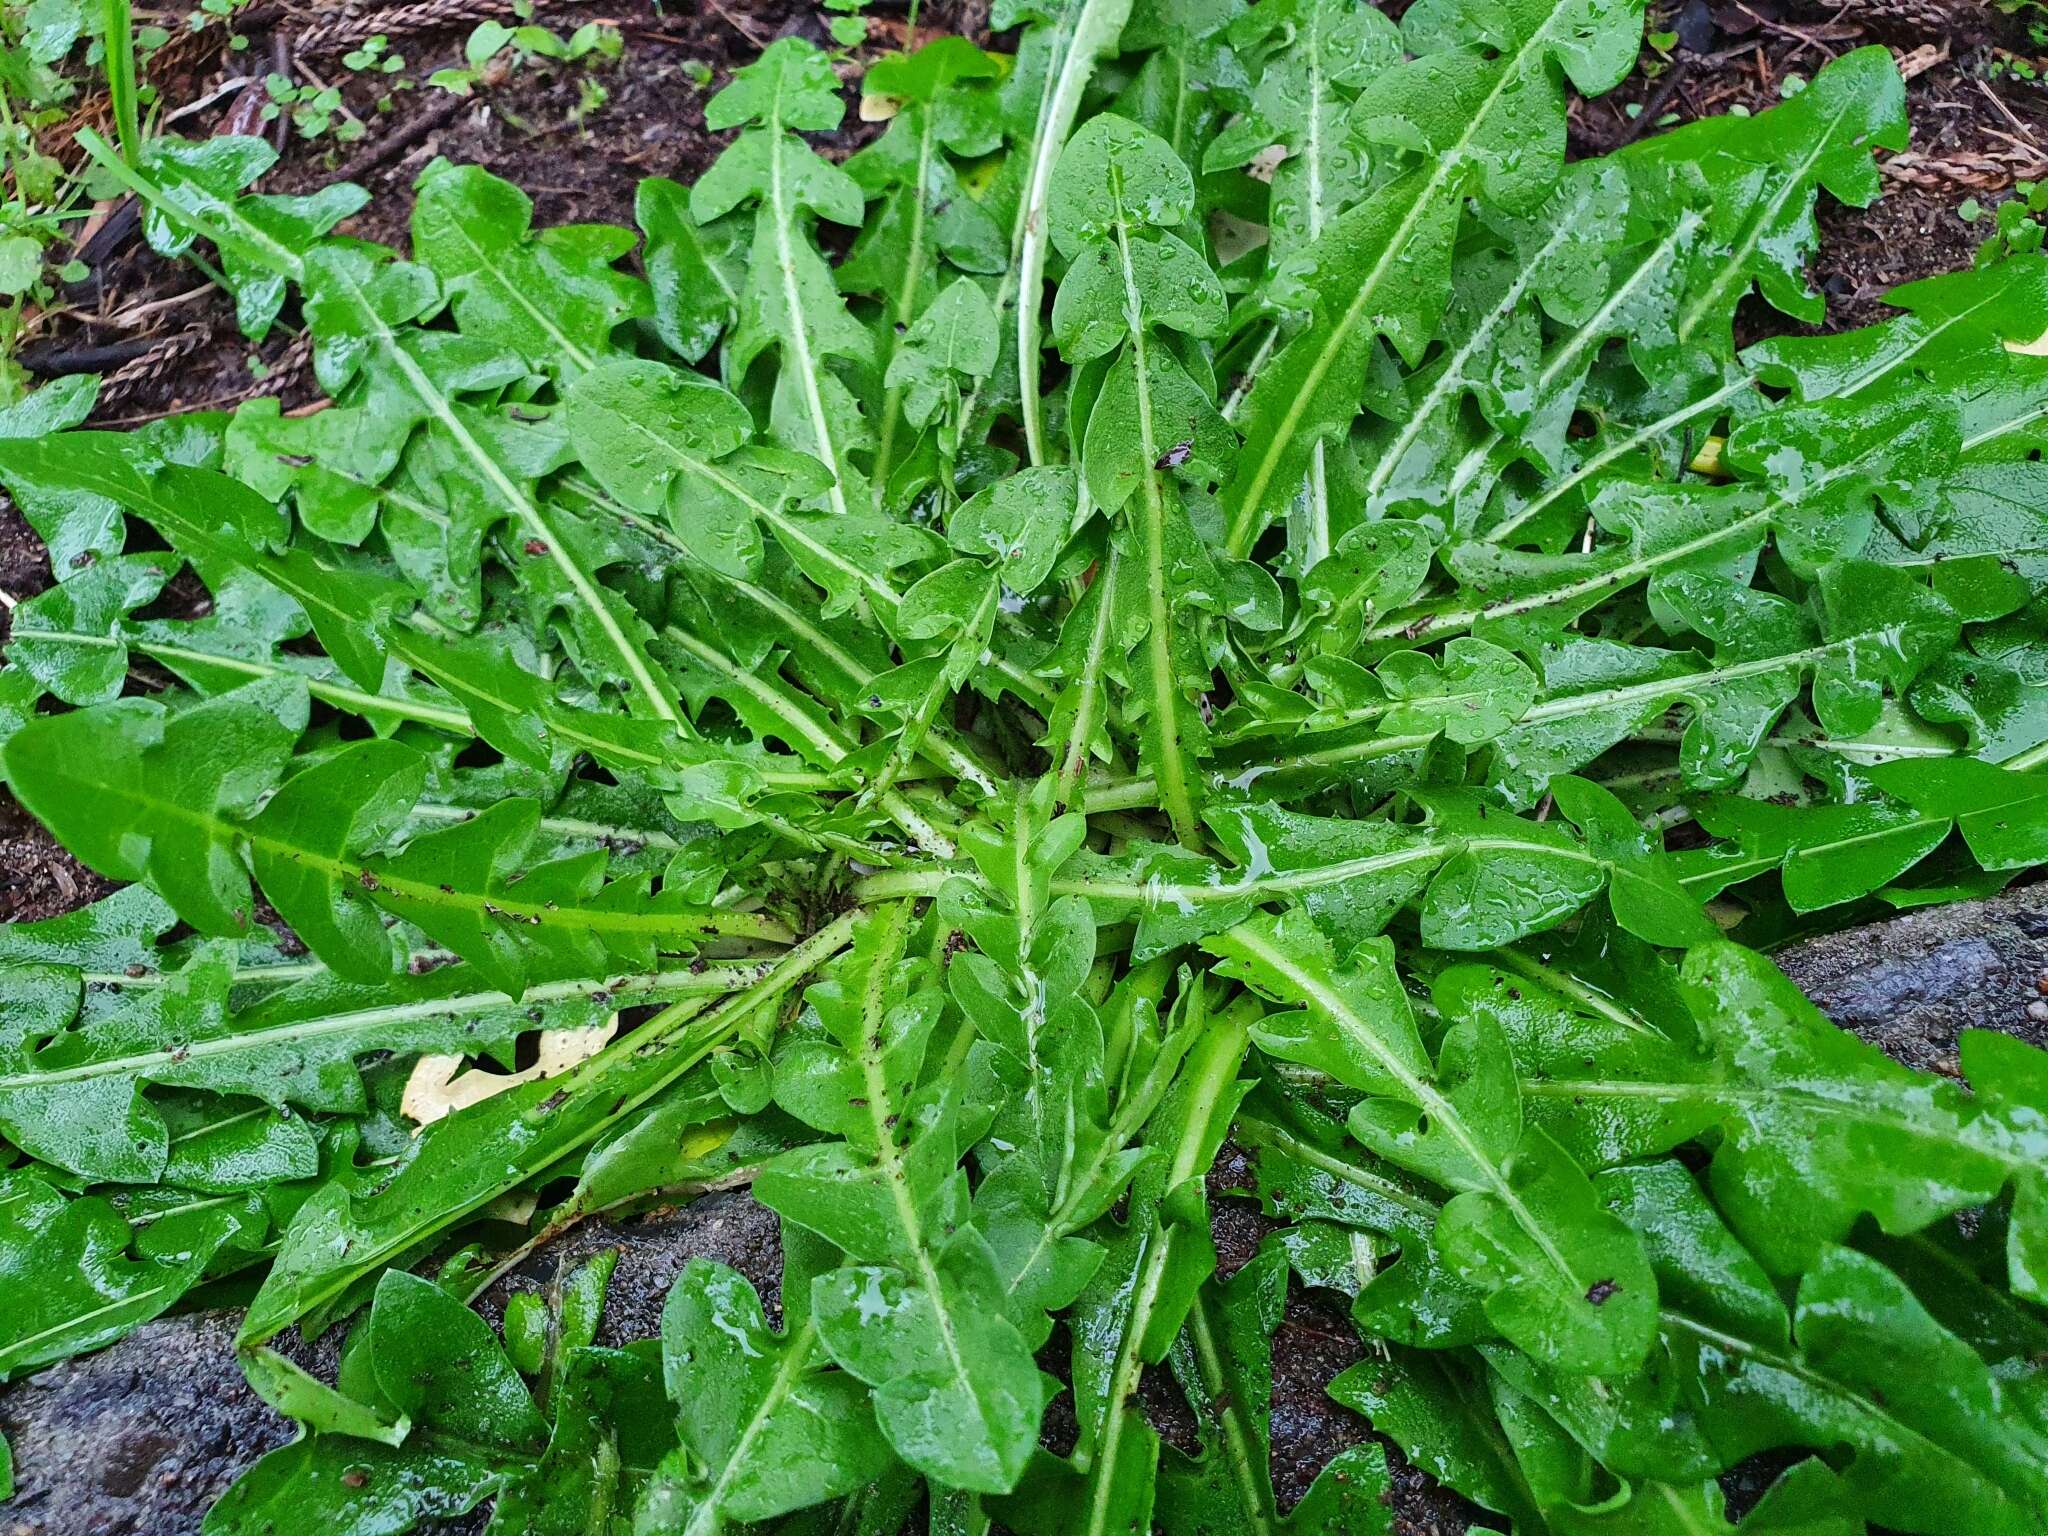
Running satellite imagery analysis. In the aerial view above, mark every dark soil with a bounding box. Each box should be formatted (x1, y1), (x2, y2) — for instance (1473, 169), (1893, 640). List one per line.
(20, 0), (972, 423)
(11, 0), (2038, 427)
(0, 793), (114, 926)
(1572, 0), (2043, 334)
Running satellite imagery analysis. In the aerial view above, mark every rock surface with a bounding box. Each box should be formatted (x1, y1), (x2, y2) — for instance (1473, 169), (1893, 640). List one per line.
(3, 1312), (289, 1536)
(0, 1193), (779, 1536)
(3, 885), (2044, 1536)
(1773, 882), (2048, 1074)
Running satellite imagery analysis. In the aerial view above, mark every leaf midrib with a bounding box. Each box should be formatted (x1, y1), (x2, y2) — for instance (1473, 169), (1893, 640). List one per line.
(1224, 923), (1596, 1297)
(241, 914), (857, 1345)
(436, 217), (599, 374)
(0, 964), (762, 1091)
(1660, 1307), (2045, 1507)
(1106, 175), (1204, 849)
(765, 114), (853, 518)
(1225, 0), (1584, 556)
(324, 261), (681, 723)
(26, 752), (785, 950)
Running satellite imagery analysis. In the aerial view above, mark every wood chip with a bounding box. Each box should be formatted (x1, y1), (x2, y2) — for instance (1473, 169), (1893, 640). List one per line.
(1893, 41), (1948, 81)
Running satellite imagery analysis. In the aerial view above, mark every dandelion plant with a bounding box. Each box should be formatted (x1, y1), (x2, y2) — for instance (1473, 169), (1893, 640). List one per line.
(3, 6), (2048, 1534)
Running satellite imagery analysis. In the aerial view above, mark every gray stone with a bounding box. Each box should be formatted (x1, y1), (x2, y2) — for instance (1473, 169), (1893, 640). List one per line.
(0, 1192), (779, 1536)
(1771, 882), (2048, 1076)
